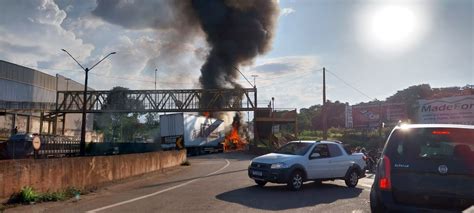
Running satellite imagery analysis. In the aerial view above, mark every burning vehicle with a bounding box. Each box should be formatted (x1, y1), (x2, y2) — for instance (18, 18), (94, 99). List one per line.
(159, 112), (248, 155)
(223, 113), (248, 151)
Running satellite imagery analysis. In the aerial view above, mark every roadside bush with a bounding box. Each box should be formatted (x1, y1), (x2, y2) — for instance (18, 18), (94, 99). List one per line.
(7, 186), (83, 206)
(39, 191), (65, 202)
(19, 187), (39, 203)
(64, 187), (81, 198)
(297, 128), (389, 151)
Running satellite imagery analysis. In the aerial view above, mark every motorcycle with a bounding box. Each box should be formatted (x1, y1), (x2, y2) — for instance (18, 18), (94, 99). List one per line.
(362, 149), (378, 173)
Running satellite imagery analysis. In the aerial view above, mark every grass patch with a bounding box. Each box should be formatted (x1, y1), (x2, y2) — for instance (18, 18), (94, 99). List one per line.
(7, 186), (83, 206)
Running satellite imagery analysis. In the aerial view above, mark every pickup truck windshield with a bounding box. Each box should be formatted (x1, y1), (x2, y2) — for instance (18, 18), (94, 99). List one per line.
(275, 142), (313, 156)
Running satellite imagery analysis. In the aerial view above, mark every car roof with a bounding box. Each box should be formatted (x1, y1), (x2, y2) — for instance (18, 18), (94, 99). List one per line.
(395, 124), (474, 130)
(288, 140), (341, 145)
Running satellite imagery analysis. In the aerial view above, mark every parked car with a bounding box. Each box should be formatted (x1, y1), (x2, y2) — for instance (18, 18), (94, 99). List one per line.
(2, 133), (36, 159)
(370, 124), (474, 212)
(248, 140), (366, 190)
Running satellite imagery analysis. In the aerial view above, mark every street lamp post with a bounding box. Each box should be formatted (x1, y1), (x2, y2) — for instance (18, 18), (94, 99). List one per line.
(61, 49), (116, 156)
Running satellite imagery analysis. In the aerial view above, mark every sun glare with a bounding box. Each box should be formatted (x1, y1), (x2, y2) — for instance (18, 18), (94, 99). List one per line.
(370, 6), (417, 45)
(359, 4), (427, 54)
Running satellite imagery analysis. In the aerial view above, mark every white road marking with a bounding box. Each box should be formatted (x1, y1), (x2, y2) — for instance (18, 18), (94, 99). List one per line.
(86, 159), (231, 213)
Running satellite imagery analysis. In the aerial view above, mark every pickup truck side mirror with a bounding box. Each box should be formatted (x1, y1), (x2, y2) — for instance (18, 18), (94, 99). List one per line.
(310, 153), (321, 159)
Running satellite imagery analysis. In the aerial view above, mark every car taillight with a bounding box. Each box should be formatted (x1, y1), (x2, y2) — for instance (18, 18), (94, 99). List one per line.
(379, 155), (391, 191)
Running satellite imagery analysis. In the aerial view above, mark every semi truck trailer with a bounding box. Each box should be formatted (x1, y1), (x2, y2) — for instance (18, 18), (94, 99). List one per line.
(159, 113), (225, 155)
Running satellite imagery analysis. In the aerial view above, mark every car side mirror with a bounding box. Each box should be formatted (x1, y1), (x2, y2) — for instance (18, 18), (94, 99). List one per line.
(310, 153), (320, 159)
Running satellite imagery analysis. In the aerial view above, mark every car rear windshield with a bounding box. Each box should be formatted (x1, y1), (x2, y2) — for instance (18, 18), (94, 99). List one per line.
(275, 142), (313, 156)
(385, 128), (474, 161)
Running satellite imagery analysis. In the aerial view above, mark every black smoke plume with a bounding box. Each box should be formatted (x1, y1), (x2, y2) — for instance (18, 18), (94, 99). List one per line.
(93, 0), (278, 89)
(191, 0), (279, 90)
(93, 0), (279, 111)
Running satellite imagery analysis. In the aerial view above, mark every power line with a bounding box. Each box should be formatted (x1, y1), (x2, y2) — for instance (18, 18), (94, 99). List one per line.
(24, 65), (196, 85)
(254, 68), (324, 81)
(232, 65), (254, 87)
(257, 68), (324, 88)
(25, 63), (326, 88)
(325, 69), (373, 100)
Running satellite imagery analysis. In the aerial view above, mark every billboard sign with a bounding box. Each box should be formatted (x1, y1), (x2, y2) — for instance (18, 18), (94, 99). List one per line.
(417, 95), (474, 125)
(350, 103), (407, 128)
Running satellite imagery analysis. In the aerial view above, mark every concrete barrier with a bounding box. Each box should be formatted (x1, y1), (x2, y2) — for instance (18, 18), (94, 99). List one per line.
(0, 150), (186, 200)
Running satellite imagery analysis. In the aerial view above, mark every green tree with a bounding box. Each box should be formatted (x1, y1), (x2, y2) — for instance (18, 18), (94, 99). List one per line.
(386, 84), (432, 120)
(93, 87), (145, 142)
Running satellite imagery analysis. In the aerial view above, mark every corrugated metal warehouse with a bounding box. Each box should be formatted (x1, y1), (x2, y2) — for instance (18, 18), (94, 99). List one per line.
(0, 60), (97, 141)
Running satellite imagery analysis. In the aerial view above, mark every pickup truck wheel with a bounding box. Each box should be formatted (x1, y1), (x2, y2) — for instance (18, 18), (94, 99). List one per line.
(255, 180), (267, 187)
(345, 170), (359, 188)
(287, 171), (304, 191)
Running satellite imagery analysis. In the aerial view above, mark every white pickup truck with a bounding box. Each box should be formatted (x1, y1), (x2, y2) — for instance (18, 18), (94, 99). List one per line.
(248, 140), (366, 190)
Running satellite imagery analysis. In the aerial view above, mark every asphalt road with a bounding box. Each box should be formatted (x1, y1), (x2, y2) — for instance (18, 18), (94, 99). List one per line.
(7, 152), (375, 213)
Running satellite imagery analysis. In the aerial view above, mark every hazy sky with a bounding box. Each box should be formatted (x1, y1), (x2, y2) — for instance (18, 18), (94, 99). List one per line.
(0, 0), (472, 110)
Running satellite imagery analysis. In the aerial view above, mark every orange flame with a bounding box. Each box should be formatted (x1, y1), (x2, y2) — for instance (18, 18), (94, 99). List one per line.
(223, 125), (246, 151)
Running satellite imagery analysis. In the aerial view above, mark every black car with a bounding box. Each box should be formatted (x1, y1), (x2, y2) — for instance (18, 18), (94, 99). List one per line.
(370, 124), (474, 212)
(1, 133), (36, 159)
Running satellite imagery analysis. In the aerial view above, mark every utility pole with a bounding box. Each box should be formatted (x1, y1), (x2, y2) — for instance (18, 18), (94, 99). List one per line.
(62, 49), (116, 156)
(271, 97), (275, 135)
(322, 67), (327, 140)
(251, 74), (258, 87)
(154, 68), (157, 91)
(154, 68), (158, 121)
(248, 74), (258, 127)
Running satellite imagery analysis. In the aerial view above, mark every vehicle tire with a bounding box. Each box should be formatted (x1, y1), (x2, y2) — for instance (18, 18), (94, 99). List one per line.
(287, 170), (304, 191)
(345, 169), (359, 188)
(255, 180), (267, 187)
(370, 192), (386, 213)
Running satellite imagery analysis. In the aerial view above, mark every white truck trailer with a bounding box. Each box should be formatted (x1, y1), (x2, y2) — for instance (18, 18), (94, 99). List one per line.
(159, 113), (225, 155)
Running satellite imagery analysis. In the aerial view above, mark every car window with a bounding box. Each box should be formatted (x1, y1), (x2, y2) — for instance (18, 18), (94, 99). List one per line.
(275, 142), (313, 156)
(386, 128), (474, 161)
(311, 144), (330, 158)
(342, 145), (352, 155)
(328, 144), (343, 157)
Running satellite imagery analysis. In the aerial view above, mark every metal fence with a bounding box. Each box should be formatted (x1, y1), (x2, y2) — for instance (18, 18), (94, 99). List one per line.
(0, 134), (80, 159)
